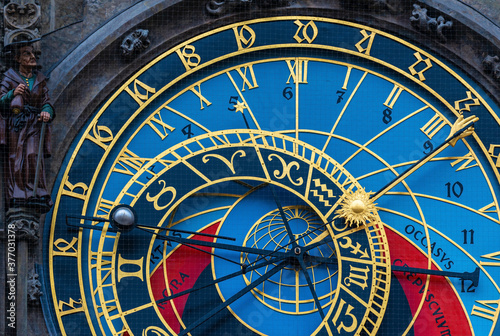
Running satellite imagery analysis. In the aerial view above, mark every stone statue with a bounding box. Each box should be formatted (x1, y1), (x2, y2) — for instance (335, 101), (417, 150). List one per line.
(0, 42), (54, 214)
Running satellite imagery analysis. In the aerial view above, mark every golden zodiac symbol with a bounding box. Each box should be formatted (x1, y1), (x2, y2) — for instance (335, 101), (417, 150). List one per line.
(146, 180), (176, 211)
(268, 153), (303, 186)
(310, 178), (334, 206)
(202, 150), (246, 174)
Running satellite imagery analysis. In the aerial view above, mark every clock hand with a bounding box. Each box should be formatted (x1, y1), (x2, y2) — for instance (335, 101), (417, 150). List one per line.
(156, 255), (285, 305)
(137, 226), (245, 267)
(371, 114), (478, 201)
(270, 185), (298, 247)
(297, 254), (326, 319)
(67, 205), (236, 241)
(154, 231), (290, 258)
(392, 265), (480, 287)
(178, 261), (288, 336)
(136, 223), (236, 241)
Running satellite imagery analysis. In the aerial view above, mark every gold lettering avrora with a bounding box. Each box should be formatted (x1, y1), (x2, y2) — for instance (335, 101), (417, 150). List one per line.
(124, 79), (156, 106)
(233, 25), (256, 50)
(293, 20), (318, 44)
(146, 180), (176, 210)
(268, 153), (303, 186)
(202, 150), (246, 174)
(176, 45), (201, 71)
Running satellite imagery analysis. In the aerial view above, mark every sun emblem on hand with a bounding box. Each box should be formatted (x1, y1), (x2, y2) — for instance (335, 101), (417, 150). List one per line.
(335, 188), (377, 227)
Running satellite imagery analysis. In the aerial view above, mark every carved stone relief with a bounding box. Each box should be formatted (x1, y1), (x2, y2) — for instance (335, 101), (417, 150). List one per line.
(120, 29), (150, 58)
(27, 268), (43, 305)
(410, 4), (453, 42)
(483, 55), (500, 82)
(206, 0), (289, 16)
(3, 0), (41, 46)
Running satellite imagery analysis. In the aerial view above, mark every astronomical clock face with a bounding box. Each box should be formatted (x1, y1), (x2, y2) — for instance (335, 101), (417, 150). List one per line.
(43, 17), (500, 336)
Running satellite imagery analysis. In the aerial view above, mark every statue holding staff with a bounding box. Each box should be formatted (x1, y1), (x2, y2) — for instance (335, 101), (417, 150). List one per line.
(0, 41), (54, 213)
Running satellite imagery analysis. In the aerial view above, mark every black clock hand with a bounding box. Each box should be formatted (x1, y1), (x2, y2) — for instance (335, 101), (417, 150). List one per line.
(137, 226), (245, 267)
(371, 115), (478, 201)
(270, 185), (298, 248)
(154, 231), (290, 258)
(156, 255), (285, 305)
(136, 223), (236, 241)
(297, 254), (326, 319)
(178, 261), (287, 336)
(392, 265), (480, 287)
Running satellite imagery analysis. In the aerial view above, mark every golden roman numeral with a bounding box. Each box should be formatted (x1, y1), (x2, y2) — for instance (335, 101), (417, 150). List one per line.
(479, 202), (497, 214)
(90, 250), (114, 295)
(480, 250), (500, 267)
(190, 84), (212, 110)
(113, 148), (148, 176)
(355, 30), (376, 55)
(176, 44), (201, 71)
(450, 151), (478, 171)
(146, 111), (175, 140)
(286, 58), (308, 84)
(341, 66), (352, 90)
(383, 84), (404, 109)
(53, 237), (78, 258)
(420, 113), (447, 139)
(233, 25), (256, 50)
(124, 79), (156, 106)
(471, 299), (500, 321)
(233, 64), (259, 91)
(97, 198), (115, 217)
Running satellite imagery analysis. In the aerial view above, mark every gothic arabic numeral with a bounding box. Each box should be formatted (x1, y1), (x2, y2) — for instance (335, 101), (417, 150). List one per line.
(445, 181), (463, 198)
(124, 78), (156, 106)
(462, 229), (475, 244)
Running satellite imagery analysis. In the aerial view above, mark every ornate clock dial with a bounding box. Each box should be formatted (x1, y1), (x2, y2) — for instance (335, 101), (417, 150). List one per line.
(44, 17), (500, 336)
